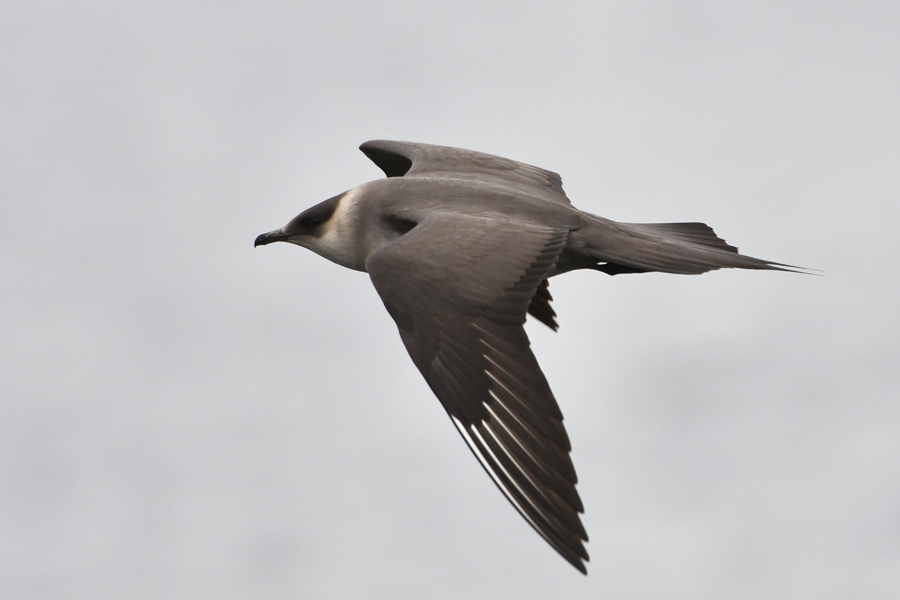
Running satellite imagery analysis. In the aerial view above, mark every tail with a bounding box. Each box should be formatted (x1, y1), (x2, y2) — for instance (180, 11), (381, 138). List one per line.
(574, 220), (805, 276)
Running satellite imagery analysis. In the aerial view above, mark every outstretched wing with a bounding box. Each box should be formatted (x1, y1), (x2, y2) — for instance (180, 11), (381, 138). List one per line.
(366, 212), (589, 573)
(360, 140), (572, 205)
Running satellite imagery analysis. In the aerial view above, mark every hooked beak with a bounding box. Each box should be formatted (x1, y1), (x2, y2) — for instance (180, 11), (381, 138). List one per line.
(254, 229), (289, 247)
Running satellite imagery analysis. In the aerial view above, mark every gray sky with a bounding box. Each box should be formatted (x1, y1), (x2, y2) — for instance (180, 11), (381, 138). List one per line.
(2, 1), (898, 598)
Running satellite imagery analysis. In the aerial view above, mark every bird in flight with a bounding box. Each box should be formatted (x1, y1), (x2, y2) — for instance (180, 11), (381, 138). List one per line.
(255, 140), (795, 573)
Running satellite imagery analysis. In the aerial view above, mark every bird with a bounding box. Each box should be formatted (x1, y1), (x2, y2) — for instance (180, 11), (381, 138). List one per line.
(254, 140), (797, 574)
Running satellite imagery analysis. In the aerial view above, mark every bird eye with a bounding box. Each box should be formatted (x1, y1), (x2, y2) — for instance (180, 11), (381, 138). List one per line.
(306, 215), (322, 227)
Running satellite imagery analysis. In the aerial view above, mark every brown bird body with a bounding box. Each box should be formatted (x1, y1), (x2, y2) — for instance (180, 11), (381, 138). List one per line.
(255, 140), (795, 573)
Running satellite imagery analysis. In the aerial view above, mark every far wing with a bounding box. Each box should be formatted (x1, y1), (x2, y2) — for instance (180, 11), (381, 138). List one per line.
(359, 140), (572, 205)
(366, 212), (588, 573)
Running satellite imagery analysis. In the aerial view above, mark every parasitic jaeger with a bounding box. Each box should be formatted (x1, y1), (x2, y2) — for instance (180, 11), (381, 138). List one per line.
(255, 140), (799, 573)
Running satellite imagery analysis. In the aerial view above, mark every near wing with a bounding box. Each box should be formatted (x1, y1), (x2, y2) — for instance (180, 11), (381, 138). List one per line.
(359, 139), (571, 205)
(366, 212), (589, 573)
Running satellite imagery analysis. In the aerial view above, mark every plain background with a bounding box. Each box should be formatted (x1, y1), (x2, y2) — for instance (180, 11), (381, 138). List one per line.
(2, 1), (898, 598)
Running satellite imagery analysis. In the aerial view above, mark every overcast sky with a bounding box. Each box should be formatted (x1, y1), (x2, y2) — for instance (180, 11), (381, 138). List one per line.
(2, 1), (899, 598)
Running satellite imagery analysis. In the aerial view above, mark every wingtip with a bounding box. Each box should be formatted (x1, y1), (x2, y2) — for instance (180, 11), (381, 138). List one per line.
(566, 552), (589, 575)
(359, 140), (413, 177)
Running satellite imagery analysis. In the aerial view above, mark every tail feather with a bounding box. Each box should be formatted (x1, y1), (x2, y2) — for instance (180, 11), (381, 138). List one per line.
(579, 221), (802, 275)
(630, 222), (738, 253)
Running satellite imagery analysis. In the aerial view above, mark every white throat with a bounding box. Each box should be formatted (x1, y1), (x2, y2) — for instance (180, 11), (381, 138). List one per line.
(307, 186), (367, 271)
